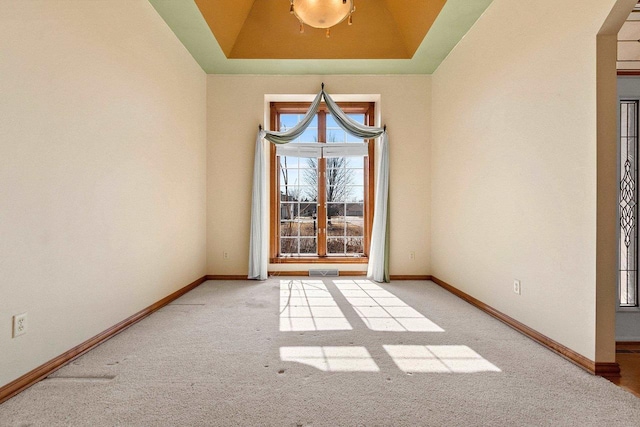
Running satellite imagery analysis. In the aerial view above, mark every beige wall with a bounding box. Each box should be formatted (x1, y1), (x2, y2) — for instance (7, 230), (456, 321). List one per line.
(431, 0), (627, 361)
(0, 0), (207, 387)
(207, 75), (430, 276)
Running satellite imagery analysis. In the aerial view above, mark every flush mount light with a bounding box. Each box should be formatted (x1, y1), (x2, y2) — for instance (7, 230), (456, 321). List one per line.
(290, 0), (355, 38)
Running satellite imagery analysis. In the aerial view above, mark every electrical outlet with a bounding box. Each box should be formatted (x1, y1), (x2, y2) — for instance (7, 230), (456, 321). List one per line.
(12, 313), (27, 338)
(410, 251), (415, 260)
(513, 280), (521, 295)
(223, 251), (229, 260)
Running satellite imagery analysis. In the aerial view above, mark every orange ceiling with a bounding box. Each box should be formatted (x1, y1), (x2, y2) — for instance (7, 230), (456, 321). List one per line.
(194, 0), (447, 59)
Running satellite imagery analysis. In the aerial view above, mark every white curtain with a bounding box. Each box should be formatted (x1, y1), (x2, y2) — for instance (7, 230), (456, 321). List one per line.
(248, 85), (390, 282)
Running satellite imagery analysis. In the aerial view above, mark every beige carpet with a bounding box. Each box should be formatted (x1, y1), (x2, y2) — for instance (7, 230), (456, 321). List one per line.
(1, 278), (640, 426)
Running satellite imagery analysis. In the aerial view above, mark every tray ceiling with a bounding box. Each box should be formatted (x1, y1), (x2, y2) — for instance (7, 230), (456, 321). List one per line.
(196, 0), (446, 59)
(148, 0), (494, 74)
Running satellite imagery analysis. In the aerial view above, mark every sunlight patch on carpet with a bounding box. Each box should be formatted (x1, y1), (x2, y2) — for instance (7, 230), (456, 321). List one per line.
(280, 280), (352, 331)
(280, 346), (379, 372)
(384, 345), (501, 373)
(333, 280), (444, 332)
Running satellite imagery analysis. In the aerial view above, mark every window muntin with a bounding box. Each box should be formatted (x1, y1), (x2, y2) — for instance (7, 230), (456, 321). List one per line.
(270, 103), (374, 263)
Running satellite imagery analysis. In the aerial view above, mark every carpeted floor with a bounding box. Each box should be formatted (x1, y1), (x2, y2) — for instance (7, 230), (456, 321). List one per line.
(2, 278), (640, 426)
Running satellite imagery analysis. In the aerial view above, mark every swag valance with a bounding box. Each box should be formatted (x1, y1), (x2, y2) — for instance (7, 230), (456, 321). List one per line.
(248, 84), (390, 282)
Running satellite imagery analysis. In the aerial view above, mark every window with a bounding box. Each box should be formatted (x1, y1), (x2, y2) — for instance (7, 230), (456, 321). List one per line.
(270, 102), (375, 263)
(620, 99), (639, 307)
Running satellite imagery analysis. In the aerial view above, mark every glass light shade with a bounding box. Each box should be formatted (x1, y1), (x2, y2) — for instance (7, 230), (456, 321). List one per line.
(293, 0), (354, 29)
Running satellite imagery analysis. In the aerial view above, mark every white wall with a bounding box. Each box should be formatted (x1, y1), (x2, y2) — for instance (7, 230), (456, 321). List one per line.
(0, 0), (207, 387)
(206, 75), (431, 277)
(431, 0), (624, 361)
(616, 76), (640, 341)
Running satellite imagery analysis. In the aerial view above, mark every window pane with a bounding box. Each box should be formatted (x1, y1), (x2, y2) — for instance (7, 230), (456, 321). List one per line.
(281, 186), (304, 201)
(326, 158), (356, 201)
(327, 203), (345, 219)
(298, 202), (317, 218)
(280, 186), (297, 201)
(279, 156), (300, 168)
(281, 238), (298, 254)
(348, 113), (365, 123)
(280, 114), (319, 142)
(280, 168), (299, 187)
(327, 129), (346, 143)
(326, 157), (348, 169)
(345, 157), (364, 169)
(301, 158), (318, 169)
(300, 187), (318, 203)
(327, 238), (345, 254)
(348, 170), (365, 186)
(327, 187), (352, 202)
(280, 114), (318, 128)
(281, 222), (299, 237)
(327, 157), (357, 193)
(299, 169), (317, 186)
(299, 128), (318, 143)
(326, 113), (339, 128)
(346, 208), (364, 237)
(280, 202), (297, 220)
(299, 238), (317, 254)
(279, 114), (299, 130)
(347, 185), (364, 201)
(300, 220), (318, 237)
(346, 237), (364, 254)
(327, 219), (345, 236)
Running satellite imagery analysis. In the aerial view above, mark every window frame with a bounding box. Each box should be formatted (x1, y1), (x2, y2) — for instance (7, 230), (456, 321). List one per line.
(269, 101), (375, 264)
(618, 98), (640, 310)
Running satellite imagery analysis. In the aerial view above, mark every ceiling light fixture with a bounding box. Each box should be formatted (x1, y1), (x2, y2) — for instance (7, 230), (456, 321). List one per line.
(290, 0), (355, 38)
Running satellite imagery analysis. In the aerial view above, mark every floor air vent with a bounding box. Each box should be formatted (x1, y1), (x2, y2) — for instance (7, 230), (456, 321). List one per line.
(309, 269), (339, 277)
